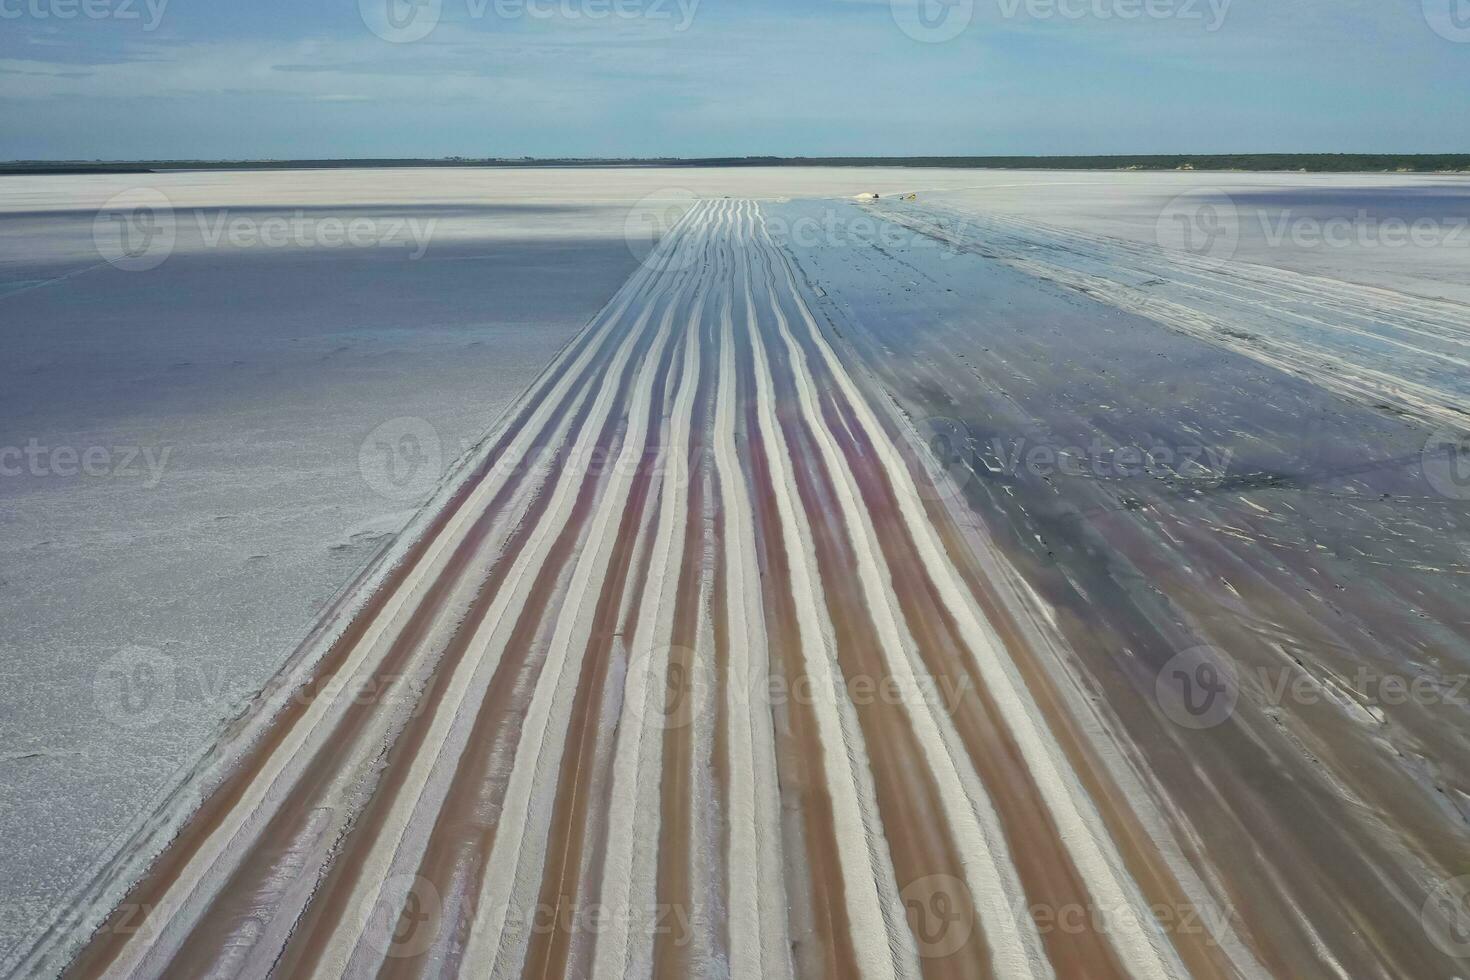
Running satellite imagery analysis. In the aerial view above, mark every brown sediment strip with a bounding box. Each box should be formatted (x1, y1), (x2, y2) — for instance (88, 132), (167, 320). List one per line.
(163, 367), (612, 979)
(187, 229), (699, 977)
(702, 269), (736, 977)
(514, 439), (665, 980)
(517, 274), (707, 980)
(60, 277), (646, 980)
(758, 249), (1127, 977)
(705, 464), (734, 970)
(543, 418), (675, 980)
(709, 204), (776, 980)
(733, 290), (858, 978)
(523, 444), (671, 980)
(649, 423), (708, 980)
(263, 324), (642, 978)
(694, 204), (737, 973)
(769, 238), (1240, 977)
(376, 284), (694, 980)
(560, 483), (668, 980)
(651, 261), (725, 980)
(750, 247), (991, 980)
(820, 372), (1131, 979)
(526, 207), (726, 980)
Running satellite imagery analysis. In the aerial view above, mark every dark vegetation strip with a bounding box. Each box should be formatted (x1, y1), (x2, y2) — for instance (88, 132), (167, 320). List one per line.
(7, 154), (1470, 175)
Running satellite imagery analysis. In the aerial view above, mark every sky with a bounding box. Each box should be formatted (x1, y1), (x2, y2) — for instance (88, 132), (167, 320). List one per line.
(0, 0), (1467, 159)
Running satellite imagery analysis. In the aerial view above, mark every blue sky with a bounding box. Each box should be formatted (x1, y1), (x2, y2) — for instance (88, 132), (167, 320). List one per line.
(1, 0), (1466, 159)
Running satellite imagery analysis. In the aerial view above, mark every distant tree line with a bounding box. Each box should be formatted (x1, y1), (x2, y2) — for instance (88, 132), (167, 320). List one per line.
(703, 154), (1470, 173)
(4, 154), (1469, 175)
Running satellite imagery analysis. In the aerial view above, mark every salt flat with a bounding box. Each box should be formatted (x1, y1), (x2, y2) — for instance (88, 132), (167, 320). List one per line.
(2, 166), (1468, 979)
(0, 168), (648, 961)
